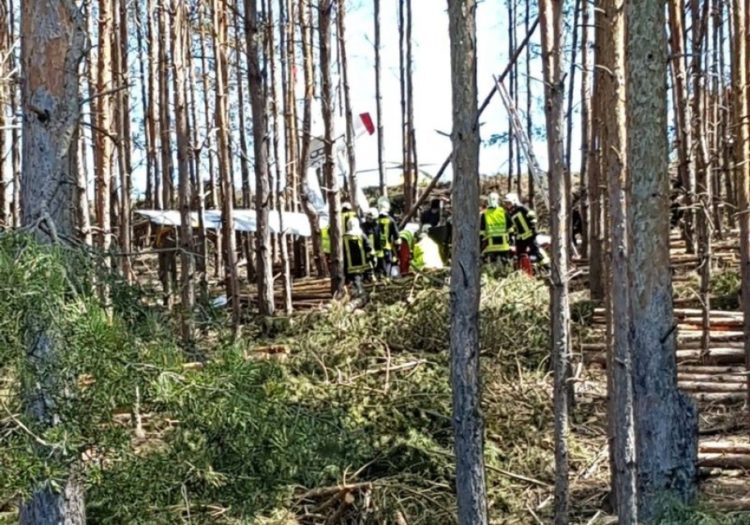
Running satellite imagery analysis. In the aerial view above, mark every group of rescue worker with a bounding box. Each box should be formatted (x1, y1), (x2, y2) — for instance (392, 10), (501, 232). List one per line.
(322, 198), (446, 292)
(480, 191), (550, 268)
(322, 189), (548, 293)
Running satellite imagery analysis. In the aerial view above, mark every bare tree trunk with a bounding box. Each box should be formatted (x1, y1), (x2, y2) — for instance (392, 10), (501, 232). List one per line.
(447, 1), (487, 523)
(158, 0), (176, 304)
(299, 0), (327, 277)
(116, 0), (132, 281)
(319, 0), (344, 296)
(246, 0), (275, 316)
(668, 0), (695, 254)
(199, 4), (221, 278)
(564, 0), (580, 258)
(587, 4), (604, 301)
(96, 0), (114, 255)
(602, 0), (637, 519)
(171, 0), (195, 342)
(627, 0), (698, 516)
(215, 0), (241, 329)
(185, 16), (208, 302)
(689, 0), (713, 355)
(374, 0), (385, 197)
(146, 0), (161, 210)
(233, 0), (255, 285)
(525, 0), (533, 204)
(267, 0), (292, 314)
(579, 0), (590, 258)
(731, 0), (750, 408)
(405, 0), (416, 207)
(539, 1), (570, 522)
(337, 0), (357, 214)
(19, 0), (86, 521)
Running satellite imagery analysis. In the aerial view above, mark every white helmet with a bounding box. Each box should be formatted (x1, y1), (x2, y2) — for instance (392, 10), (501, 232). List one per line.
(341, 201), (352, 211)
(377, 196), (391, 214)
(487, 192), (500, 208)
(366, 208), (378, 220)
(503, 192), (521, 207)
(346, 217), (361, 235)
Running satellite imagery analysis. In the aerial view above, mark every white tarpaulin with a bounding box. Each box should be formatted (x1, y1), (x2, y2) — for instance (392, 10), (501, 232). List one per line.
(135, 209), (327, 238)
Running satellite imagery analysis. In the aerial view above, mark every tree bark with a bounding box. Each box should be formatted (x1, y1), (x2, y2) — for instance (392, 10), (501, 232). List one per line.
(446, 1), (488, 523)
(215, 0), (242, 329)
(95, 0), (114, 254)
(298, 0), (327, 277)
(602, 0), (637, 519)
(730, 0), (750, 408)
(319, 0), (344, 296)
(116, 0), (132, 281)
(246, 0), (275, 316)
(627, 0), (699, 517)
(19, 0), (87, 521)
(171, 0), (195, 343)
(579, 0), (590, 258)
(337, 0), (357, 214)
(267, 0), (293, 314)
(587, 3), (604, 301)
(539, 1), (571, 522)
(374, 0), (385, 197)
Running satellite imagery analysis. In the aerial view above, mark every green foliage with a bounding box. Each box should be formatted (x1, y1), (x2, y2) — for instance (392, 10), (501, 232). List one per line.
(655, 499), (750, 525)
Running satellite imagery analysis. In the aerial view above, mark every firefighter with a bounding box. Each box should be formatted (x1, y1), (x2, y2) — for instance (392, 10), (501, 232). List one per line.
(480, 191), (511, 264)
(343, 217), (373, 295)
(503, 192), (550, 267)
(411, 225), (444, 271)
(375, 199), (399, 277)
(397, 224), (418, 274)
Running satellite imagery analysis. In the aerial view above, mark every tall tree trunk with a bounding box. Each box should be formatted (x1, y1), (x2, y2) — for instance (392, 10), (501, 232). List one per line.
(579, 0), (590, 257)
(731, 0), (750, 407)
(627, 0), (698, 517)
(564, 0), (580, 258)
(587, 3), (604, 301)
(374, 0), (385, 197)
(447, 1), (487, 523)
(96, 0), (114, 254)
(298, 0), (326, 277)
(215, 0), (241, 328)
(117, 0), (132, 281)
(405, 0), (416, 207)
(539, 1), (570, 522)
(146, 0), (161, 210)
(19, 0), (86, 521)
(267, 0), (292, 314)
(234, 0), (256, 285)
(689, 0), (712, 355)
(171, 0), (195, 343)
(319, 0), (344, 296)
(185, 16), (209, 302)
(246, 0), (275, 316)
(199, 3), (221, 278)
(158, 0), (176, 304)
(525, 0), (533, 204)
(398, 0), (410, 209)
(602, 0), (637, 519)
(337, 0), (357, 214)
(668, 0), (695, 253)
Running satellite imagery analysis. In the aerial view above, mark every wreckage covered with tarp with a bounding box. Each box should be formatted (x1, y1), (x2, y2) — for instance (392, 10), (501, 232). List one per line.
(135, 209), (324, 237)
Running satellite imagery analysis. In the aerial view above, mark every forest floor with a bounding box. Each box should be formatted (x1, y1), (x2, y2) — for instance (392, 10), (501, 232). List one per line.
(1, 229), (749, 524)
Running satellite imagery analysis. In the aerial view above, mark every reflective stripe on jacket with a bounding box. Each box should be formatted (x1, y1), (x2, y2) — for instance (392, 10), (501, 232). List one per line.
(344, 234), (370, 274)
(481, 207), (510, 253)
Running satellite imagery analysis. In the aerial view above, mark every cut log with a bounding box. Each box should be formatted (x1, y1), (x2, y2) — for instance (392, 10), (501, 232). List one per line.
(677, 381), (746, 393)
(678, 373), (749, 383)
(698, 453), (750, 469)
(689, 392), (745, 403)
(676, 348), (745, 365)
(699, 441), (750, 454)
